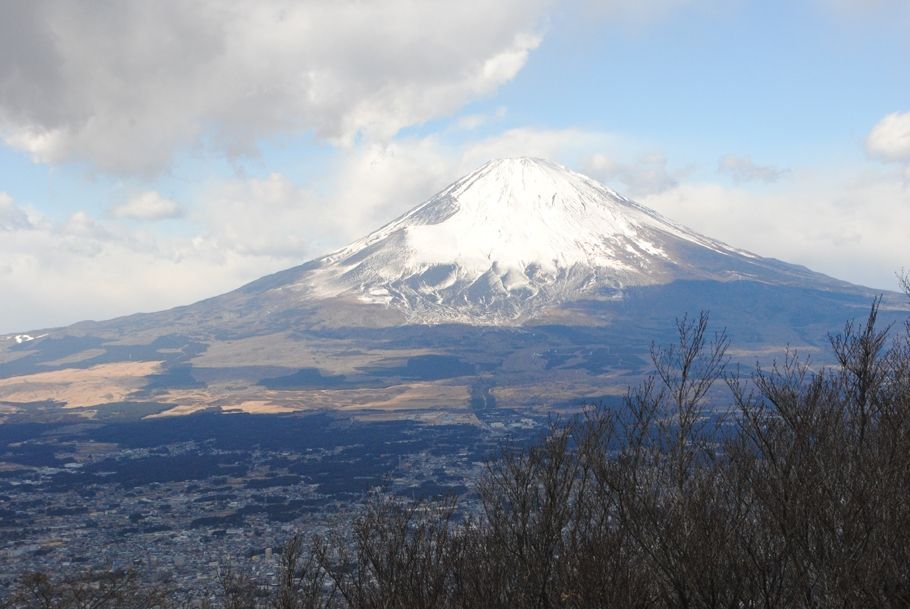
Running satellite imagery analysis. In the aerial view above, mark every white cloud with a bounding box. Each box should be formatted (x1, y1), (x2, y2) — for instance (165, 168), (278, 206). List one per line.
(112, 191), (183, 220)
(324, 141), (455, 239)
(641, 167), (910, 291)
(717, 154), (788, 184)
(0, 193), (33, 231)
(0, 1), (546, 174)
(458, 127), (624, 168)
(456, 107), (509, 131)
(586, 152), (690, 196)
(0, 197), (290, 332)
(866, 112), (910, 163)
(194, 173), (326, 260)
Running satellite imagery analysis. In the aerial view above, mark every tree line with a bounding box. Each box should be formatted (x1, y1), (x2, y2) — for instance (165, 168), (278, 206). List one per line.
(4, 289), (910, 609)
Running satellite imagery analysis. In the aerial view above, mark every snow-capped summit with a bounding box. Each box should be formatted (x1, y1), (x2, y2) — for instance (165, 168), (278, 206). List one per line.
(258, 157), (841, 324)
(323, 157), (745, 275)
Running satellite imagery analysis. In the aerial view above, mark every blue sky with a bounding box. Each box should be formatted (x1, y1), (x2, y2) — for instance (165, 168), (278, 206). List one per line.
(0, 0), (908, 332)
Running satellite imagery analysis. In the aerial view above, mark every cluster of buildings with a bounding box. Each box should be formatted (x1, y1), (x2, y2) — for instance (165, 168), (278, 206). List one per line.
(0, 429), (490, 598)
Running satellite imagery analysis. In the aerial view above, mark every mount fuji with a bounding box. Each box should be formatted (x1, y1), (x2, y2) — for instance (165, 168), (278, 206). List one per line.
(173, 157), (861, 331)
(0, 158), (904, 420)
(287, 157), (847, 323)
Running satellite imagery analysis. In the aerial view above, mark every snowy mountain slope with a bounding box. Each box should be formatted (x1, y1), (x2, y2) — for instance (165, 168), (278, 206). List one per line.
(248, 158), (856, 324)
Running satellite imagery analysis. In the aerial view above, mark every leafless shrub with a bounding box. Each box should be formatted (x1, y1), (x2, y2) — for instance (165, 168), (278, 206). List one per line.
(6, 298), (910, 609)
(2, 569), (169, 609)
